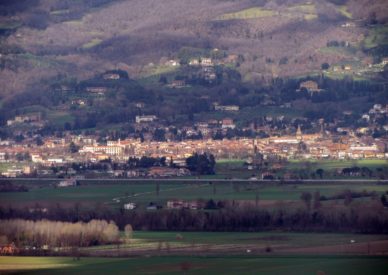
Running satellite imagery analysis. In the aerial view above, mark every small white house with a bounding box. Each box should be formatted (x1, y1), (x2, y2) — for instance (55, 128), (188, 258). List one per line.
(58, 178), (77, 187)
(124, 202), (136, 210)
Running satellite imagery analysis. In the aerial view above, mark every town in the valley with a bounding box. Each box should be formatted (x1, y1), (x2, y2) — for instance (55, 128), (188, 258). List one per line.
(1, 99), (387, 179)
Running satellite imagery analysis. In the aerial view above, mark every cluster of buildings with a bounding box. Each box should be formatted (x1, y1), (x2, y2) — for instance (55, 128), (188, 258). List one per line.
(0, 124), (387, 178)
(6, 114), (43, 127)
(123, 200), (203, 211)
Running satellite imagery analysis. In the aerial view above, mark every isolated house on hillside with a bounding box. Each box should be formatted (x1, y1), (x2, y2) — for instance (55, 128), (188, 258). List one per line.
(221, 118), (236, 129)
(86, 87), (108, 94)
(169, 80), (186, 88)
(214, 103), (240, 112)
(165, 60), (180, 67)
(102, 73), (120, 80)
(135, 115), (157, 124)
(201, 58), (213, 66)
(297, 80), (322, 94)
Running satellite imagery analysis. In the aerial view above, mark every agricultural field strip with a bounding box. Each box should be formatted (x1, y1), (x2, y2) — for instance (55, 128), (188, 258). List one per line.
(1, 256), (388, 274)
(81, 241), (388, 257)
(84, 242), (270, 252)
(81, 233), (388, 255)
(107, 183), (209, 204)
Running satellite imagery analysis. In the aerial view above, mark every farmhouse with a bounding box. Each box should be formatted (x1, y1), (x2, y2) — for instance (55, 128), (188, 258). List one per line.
(344, 65), (352, 71)
(148, 167), (190, 177)
(297, 80), (321, 93)
(2, 168), (23, 178)
(221, 118), (236, 129)
(341, 22), (356, 28)
(72, 99), (86, 106)
(169, 80), (186, 88)
(58, 178), (77, 187)
(189, 59), (200, 66)
(225, 54), (238, 63)
(201, 58), (213, 66)
(7, 114), (41, 126)
(86, 87), (108, 94)
(102, 73), (120, 80)
(167, 200), (201, 210)
(135, 102), (145, 108)
(165, 59), (180, 67)
(1, 243), (18, 255)
(123, 202), (136, 210)
(214, 104), (240, 112)
(0, 153), (6, 162)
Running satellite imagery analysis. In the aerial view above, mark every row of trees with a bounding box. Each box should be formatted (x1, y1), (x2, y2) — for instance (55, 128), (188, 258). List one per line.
(0, 182), (28, 193)
(0, 219), (124, 247)
(1, 201), (387, 233)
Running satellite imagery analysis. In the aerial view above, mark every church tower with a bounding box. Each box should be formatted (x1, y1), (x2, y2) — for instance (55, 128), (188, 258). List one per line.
(296, 125), (303, 141)
(252, 139), (263, 169)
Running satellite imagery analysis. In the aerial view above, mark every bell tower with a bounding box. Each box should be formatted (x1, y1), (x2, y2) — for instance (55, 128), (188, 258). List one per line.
(296, 125), (303, 141)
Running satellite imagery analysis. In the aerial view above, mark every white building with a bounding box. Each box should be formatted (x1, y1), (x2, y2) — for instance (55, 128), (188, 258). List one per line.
(123, 202), (136, 210)
(135, 115), (157, 124)
(214, 104), (240, 112)
(80, 146), (123, 156)
(58, 178), (77, 187)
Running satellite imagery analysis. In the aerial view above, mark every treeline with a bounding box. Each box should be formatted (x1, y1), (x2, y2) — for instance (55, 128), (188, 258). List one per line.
(0, 219), (121, 247)
(0, 182), (28, 193)
(186, 153), (216, 175)
(1, 202), (387, 234)
(319, 189), (377, 202)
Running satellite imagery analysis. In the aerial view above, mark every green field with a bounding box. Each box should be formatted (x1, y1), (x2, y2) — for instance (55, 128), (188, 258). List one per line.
(213, 158), (388, 179)
(1, 255), (388, 275)
(283, 159), (388, 179)
(216, 7), (275, 20)
(1, 179), (387, 209)
(363, 25), (388, 50)
(286, 159), (388, 170)
(46, 110), (75, 126)
(215, 3), (318, 21)
(336, 5), (352, 19)
(82, 38), (103, 49)
(131, 231), (388, 247)
(0, 21), (22, 31)
(1, 160), (387, 209)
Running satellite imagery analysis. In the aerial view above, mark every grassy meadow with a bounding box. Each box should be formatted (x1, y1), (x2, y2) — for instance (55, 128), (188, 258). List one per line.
(1, 255), (388, 275)
(216, 7), (275, 20)
(215, 3), (318, 21)
(130, 231), (388, 248)
(1, 178), (387, 209)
